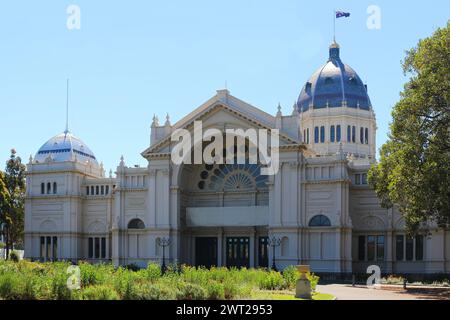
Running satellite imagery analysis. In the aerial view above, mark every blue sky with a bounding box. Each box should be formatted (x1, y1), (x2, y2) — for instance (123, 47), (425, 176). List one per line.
(0, 1), (448, 173)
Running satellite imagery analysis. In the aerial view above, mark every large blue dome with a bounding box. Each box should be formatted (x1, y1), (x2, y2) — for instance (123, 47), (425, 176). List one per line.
(297, 42), (372, 112)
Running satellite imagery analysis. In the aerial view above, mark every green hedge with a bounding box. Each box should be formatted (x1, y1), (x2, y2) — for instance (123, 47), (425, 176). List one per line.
(0, 260), (320, 300)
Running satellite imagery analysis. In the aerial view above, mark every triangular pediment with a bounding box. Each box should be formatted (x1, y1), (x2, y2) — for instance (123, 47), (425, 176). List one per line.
(142, 90), (302, 157)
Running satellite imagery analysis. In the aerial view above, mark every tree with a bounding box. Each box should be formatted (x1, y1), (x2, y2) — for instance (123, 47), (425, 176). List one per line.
(368, 22), (450, 234)
(1, 149), (26, 259)
(0, 171), (11, 258)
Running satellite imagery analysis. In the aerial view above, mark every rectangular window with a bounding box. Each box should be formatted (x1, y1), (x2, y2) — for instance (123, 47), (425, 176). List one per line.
(52, 237), (58, 260)
(347, 125), (351, 142)
(415, 235), (424, 261)
(336, 125), (341, 142)
(360, 127), (364, 143)
(355, 174), (361, 185)
(362, 173), (368, 185)
(96, 186), (99, 195)
(105, 185), (109, 195)
(396, 235), (404, 261)
(95, 238), (100, 259)
(352, 126), (356, 143)
(101, 186), (104, 195)
(41, 183), (45, 194)
(365, 128), (369, 144)
(91, 186), (94, 195)
(86, 186), (89, 195)
(40, 237), (45, 259)
(307, 128), (310, 144)
(320, 126), (325, 143)
(330, 125), (335, 142)
(406, 237), (414, 261)
(358, 236), (366, 261)
(101, 237), (106, 259)
(88, 237), (93, 259)
(376, 236), (385, 261)
(367, 235), (376, 261)
(46, 236), (51, 259)
(314, 127), (319, 143)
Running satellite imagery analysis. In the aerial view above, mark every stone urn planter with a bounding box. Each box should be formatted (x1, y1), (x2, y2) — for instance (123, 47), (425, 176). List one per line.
(295, 265), (312, 299)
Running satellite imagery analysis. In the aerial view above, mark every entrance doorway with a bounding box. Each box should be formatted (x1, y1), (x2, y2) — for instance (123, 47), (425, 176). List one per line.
(195, 237), (217, 268)
(226, 237), (250, 268)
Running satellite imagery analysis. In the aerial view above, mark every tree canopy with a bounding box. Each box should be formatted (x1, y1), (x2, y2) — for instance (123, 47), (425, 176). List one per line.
(368, 22), (450, 234)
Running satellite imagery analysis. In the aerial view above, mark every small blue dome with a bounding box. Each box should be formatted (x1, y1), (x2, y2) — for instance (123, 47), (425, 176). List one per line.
(297, 42), (372, 112)
(34, 131), (98, 165)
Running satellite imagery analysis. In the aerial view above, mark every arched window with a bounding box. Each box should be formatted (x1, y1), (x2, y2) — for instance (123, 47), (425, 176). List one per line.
(128, 219), (145, 229)
(314, 127), (319, 143)
(352, 126), (356, 143)
(336, 125), (341, 142)
(47, 182), (51, 194)
(41, 183), (45, 194)
(309, 215), (331, 227)
(91, 186), (94, 195)
(365, 128), (369, 144)
(360, 127), (364, 143)
(53, 182), (57, 194)
(330, 125), (335, 142)
(306, 128), (310, 144)
(320, 126), (325, 143)
(96, 186), (99, 195)
(347, 125), (351, 142)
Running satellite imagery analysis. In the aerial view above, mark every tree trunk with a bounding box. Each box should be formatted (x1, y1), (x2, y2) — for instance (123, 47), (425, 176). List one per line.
(4, 226), (10, 260)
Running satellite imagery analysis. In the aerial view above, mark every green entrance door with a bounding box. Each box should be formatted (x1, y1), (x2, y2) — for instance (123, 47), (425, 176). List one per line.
(226, 237), (250, 268)
(195, 237), (217, 268)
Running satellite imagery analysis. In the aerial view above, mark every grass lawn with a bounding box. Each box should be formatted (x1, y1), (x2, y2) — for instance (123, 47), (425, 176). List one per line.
(251, 290), (335, 300)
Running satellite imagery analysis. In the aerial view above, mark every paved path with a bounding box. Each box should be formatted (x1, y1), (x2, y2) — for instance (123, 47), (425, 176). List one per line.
(317, 284), (422, 300)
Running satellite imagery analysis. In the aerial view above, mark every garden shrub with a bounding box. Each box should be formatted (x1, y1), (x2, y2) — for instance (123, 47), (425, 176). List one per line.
(307, 273), (320, 292)
(81, 285), (120, 300)
(9, 251), (19, 262)
(145, 263), (162, 282)
(176, 282), (207, 300)
(258, 271), (286, 290)
(0, 274), (16, 299)
(282, 266), (299, 289)
(206, 281), (225, 300)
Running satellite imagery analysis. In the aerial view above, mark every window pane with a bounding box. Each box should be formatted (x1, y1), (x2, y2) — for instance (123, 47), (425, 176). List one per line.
(377, 236), (385, 261)
(358, 236), (365, 261)
(314, 127), (319, 143)
(336, 125), (341, 142)
(306, 128), (309, 144)
(330, 125), (335, 142)
(88, 238), (93, 258)
(352, 126), (356, 143)
(320, 126), (325, 143)
(355, 174), (361, 185)
(95, 238), (100, 259)
(53, 237), (58, 260)
(46, 236), (51, 259)
(415, 236), (423, 261)
(40, 237), (45, 258)
(347, 126), (351, 142)
(367, 236), (375, 261)
(105, 185), (109, 195)
(365, 128), (369, 144)
(86, 186), (89, 195)
(396, 235), (404, 261)
(362, 174), (367, 185)
(360, 127), (364, 143)
(406, 237), (414, 261)
(101, 238), (106, 259)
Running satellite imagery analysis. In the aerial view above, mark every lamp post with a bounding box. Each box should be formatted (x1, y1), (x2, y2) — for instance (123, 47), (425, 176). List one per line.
(157, 237), (171, 274)
(268, 236), (281, 271)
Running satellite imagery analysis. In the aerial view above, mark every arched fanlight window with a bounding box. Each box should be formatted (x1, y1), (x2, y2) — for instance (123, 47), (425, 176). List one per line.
(128, 219), (145, 229)
(309, 215), (331, 227)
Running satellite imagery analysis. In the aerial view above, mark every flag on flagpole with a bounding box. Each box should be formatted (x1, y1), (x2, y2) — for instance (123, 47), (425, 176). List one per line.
(335, 11), (350, 18)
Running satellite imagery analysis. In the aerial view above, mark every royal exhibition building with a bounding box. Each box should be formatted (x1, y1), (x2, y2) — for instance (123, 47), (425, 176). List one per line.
(23, 41), (450, 276)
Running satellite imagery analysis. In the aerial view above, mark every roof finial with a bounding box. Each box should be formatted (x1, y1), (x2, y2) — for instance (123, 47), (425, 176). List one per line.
(165, 113), (171, 126)
(65, 78), (70, 134)
(276, 103), (282, 117)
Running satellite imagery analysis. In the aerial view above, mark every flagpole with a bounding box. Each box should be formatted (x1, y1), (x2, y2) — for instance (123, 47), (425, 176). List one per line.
(333, 10), (336, 42)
